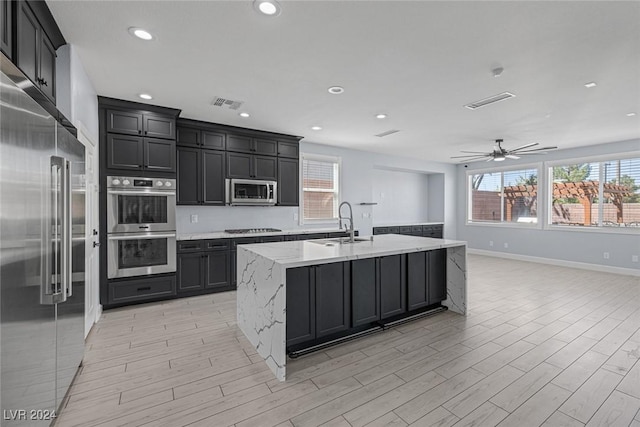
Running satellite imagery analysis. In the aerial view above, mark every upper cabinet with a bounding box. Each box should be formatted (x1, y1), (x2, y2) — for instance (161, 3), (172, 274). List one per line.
(14, 0), (66, 105)
(227, 134), (278, 156)
(1, 0), (12, 58)
(107, 109), (176, 140)
(99, 97), (181, 177)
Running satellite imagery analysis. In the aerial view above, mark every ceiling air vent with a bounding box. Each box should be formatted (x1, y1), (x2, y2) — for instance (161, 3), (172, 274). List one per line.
(464, 92), (516, 110)
(375, 129), (400, 138)
(211, 96), (244, 110)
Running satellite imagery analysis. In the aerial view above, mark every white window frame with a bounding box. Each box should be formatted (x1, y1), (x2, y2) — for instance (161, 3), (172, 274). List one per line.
(299, 153), (341, 225)
(466, 162), (542, 229)
(545, 152), (640, 234)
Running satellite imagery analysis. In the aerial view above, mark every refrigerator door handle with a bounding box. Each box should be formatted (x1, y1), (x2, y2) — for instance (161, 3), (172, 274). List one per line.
(42, 156), (67, 304)
(63, 158), (72, 299)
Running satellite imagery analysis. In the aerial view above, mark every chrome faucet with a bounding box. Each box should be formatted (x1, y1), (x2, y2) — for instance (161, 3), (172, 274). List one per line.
(338, 201), (355, 243)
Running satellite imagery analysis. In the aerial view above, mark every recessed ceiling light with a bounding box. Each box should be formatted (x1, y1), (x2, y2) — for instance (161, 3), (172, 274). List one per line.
(128, 27), (154, 41)
(626, 112), (636, 117)
(311, 126), (322, 131)
(138, 93), (153, 100)
(375, 114), (387, 119)
(584, 82), (597, 88)
(327, 86), (345, 95)
(254, 0), (281, 16)
(239, 112), (250, 118)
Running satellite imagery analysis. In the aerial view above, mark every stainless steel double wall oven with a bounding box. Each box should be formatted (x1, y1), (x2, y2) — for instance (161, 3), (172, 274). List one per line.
(107, 176), (176, 278)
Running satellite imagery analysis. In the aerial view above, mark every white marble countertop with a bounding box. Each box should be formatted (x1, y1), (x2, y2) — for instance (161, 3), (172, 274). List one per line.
(373, 222), (444, 227)
(239, 234), (466, 268)
(177, 227), (349, 241)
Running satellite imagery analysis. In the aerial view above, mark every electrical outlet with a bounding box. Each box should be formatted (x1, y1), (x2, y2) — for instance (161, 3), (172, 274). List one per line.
(603, 252), (610, 259)
(489, 241), (494, 247)
(293, 212), (298, 221)
(632, 255), (639, 263)
(504, 243), (509, 249)
(380, 192), (385, 199)
(190, 214), (198, 223)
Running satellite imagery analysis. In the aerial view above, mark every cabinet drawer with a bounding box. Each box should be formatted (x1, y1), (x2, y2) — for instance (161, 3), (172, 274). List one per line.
(177, 240), (204, 252)
(373, 227), (388, 235)
(261, 235), (285, 243)
(205, 239), (230, 250)
(399, 226), (412, 234)
(388, 226), (399, 233)
(232, 237), (262, 249)
(108, 276), (176, 304)
(411, 225), (423, 233)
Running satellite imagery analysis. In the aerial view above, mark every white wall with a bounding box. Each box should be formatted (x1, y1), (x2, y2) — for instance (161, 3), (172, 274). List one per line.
(56, 45), (99, 143)
(372, 168), (430, 225)
(456, 139), (640, 272)
(177, 141), (457, 237)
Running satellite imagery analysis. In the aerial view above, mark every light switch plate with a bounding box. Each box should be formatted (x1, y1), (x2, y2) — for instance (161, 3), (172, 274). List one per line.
(191, 214), (198, 223)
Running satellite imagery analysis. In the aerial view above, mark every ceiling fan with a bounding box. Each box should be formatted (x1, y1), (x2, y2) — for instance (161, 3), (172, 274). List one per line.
(451, 139), (558, 162)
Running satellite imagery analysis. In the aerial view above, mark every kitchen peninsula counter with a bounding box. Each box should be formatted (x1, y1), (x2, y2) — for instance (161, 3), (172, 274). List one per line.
(237, 234), (467, 381)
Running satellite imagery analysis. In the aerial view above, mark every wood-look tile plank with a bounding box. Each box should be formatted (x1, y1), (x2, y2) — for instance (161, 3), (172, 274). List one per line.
(406, 406), (458, 427)
(490, 362), (562, 412)
(451, 401), (508, 427)
(585, 390), (640, 427)
(558, 368), (624, 423)
(496, 383), (571, 427)
(473, 340), (535, 376)
(551, 350), (609, 392)
(616, 359), (640, 399)
(541, 411), (585, 427)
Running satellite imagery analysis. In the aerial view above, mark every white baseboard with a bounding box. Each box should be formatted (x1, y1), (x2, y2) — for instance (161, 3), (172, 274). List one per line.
(96, 304), (103, 322)
(468, 248), (640, 277)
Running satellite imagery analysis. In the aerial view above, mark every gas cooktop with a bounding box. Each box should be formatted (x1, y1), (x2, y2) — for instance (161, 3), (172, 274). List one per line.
(224, 228), (282, 234)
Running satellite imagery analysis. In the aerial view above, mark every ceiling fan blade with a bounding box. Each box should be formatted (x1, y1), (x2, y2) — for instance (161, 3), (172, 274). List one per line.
(506, 154), (520, 159)
(459, 150), (489, 154)
(514, 151), (551, 155)
(485, 157), (495, 162)
(450, 154), (491, 158)
(509, 142), (538, 152)
(512, 146), (558, 153)
(455, 156), (491, 162)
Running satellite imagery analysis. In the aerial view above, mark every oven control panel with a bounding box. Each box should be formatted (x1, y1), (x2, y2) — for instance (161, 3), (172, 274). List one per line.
(108, 176), (175, 190)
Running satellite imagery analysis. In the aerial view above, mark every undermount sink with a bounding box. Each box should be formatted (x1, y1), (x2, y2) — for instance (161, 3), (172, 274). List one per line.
(308, 237), (370, 246)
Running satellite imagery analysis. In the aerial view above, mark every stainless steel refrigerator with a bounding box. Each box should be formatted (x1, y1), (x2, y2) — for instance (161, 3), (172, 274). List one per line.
(1, 54), (85, 425)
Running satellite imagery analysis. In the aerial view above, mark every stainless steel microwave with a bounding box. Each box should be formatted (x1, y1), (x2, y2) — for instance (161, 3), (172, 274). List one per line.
(226, 179), (277, 206)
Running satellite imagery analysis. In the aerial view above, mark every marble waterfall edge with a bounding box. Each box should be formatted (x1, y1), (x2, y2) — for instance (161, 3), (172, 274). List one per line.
(236, 248), (287, 381)
(444, 245), (467, 315)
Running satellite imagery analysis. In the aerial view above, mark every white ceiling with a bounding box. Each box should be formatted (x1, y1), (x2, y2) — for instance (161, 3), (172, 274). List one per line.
(47, 0), (640, 163)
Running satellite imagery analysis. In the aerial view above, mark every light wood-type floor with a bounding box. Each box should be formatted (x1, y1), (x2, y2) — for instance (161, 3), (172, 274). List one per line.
(56, 255), (640, 427)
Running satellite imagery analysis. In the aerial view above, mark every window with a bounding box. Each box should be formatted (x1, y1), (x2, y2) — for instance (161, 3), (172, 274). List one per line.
(468, 167), (539, 224)
(301, 154), (340, 222)
(549, 157), (640, 228)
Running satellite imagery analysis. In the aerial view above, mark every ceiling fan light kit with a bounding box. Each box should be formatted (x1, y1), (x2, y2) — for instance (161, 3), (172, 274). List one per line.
(452, 139), (558, 163)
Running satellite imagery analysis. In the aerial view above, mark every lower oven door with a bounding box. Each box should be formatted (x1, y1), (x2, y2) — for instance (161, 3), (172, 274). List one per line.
(107, 232), (177, 279)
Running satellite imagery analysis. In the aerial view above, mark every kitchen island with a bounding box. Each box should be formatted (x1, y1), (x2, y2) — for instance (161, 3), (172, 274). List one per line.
(237, 234), (467, 381)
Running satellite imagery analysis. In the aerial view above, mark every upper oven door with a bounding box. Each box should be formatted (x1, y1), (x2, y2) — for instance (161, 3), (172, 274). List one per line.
(107, 189), (176, 233)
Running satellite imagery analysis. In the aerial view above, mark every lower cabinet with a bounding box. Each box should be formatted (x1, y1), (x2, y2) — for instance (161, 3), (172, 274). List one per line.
(286, 262), (350, 346)
(378, 254), (406, 319)
(107, 274), (176, 305)
(177, 239), (231, 293)
(286, 249), (447, 350)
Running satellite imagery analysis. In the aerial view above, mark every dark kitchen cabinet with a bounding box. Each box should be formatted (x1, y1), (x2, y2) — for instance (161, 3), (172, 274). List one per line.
(286, 262), (350, 346)
(177, 252), (204, 292)
(277, 141), (299, 159)
(106, 134), (175, 172)
(177, 145), (225, 205)
(1, 0), (11, 58)
(107, 109), (175, 139)
(278, 158), (299, 206)
(177, 126), (225, 150)
(108, 275), (176, 305)
(407, 251), (428, 311)
(226, 152), (277, 180)
(16, 1), (56, 103)
(227, 134), (277, 156)
(378, 254), (406, 319)
(286, 266), (315, 346)
(315, 262), (350, 338)
(351, 258), (379, 327)
(177, 239), (231, 293)
(373, 224), (443, 238)
(428, 249), (447, 303)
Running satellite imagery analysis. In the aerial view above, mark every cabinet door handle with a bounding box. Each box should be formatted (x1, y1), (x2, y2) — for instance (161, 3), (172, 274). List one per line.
(41, 79), (48, 86)
(138, 130), (142, 134)
(144, 130), (148, 135)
